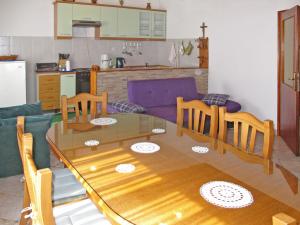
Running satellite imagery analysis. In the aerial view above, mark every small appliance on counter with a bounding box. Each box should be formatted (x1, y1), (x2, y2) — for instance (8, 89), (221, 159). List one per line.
(36, 63), (58, 72)
(58, 53), (71, 71)
(100, 54), (112, 70)
(116, 57), (126, 68)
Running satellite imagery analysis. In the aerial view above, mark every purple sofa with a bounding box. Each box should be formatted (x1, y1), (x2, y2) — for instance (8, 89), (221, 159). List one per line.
(127, 77), (241, 123)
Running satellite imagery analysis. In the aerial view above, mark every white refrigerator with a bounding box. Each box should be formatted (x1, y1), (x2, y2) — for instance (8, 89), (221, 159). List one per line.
(0, 61), (26, 107)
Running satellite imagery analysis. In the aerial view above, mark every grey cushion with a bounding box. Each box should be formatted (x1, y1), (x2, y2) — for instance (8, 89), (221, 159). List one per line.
(52, 169), (86, 205)
(0, 102), (42, 119)
(110, 101), (145, 113)
(53, 199), (111, 225)
(202, 94), (230, 106)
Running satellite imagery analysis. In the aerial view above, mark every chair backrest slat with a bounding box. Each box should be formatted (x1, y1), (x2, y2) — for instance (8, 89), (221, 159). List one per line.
(194, 109), (201, 132)
(218, 107), (274, 159)
(199, 112), (206, 134)
(177, 97), (218, 138)
(249, 128), (257, 153)
(61, 92), (108, 123)
(241, 123), (250, 150)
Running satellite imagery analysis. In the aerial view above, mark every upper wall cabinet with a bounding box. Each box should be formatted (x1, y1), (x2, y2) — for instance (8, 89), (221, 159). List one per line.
(73, 4), (101, 21)
(55, 3), (73, 38)
(139, 11), (152, 38)
(118, 8), (140, 38)
(152, 11), (166, 39)
(54, 2), (166, 40)
(101, 7), (118, 37)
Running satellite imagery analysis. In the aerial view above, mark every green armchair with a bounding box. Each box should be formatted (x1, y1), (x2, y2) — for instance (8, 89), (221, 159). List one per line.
(0, 103), (53, 177)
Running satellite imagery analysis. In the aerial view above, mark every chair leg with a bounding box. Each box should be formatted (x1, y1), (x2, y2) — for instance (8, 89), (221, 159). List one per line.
(19, 182), (31, 225)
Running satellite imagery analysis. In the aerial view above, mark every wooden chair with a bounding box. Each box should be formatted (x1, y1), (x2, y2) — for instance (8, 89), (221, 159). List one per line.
(218, 107), (274, 159)
(22, 133), (112, 225)
(177, 97), (218, 138)
(17, 117), (86, 224)
(61, 92), (108, 123)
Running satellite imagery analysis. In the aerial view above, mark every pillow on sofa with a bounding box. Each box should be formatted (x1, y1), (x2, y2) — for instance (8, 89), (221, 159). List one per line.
(202, 94), (230, 106)
(110, 101), (145, 113)
(0, 102), (43, 119)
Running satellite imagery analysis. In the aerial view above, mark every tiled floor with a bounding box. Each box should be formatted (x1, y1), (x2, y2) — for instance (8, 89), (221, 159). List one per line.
(0, 133), (299, 225)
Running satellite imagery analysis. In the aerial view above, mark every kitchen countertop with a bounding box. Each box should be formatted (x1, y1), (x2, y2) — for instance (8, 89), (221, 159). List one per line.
(36, 66), (203, 74)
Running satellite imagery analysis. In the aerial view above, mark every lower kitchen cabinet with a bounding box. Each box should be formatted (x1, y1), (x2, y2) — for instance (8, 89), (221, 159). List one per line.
(37, 73), (76, 111)
(37, 74), (61, 110)
(60, 73), (76, 98)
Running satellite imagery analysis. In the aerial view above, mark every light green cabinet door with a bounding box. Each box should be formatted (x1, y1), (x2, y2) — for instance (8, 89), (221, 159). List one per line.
(57, 3), (73, 37)
(101, 7), (118, 37)
(60, 74), (76, 98)
(139, 10), (152, 38)
(118, 8), (139, 38)
(73, 4), (100, 21)
(152, 11), (166, 39)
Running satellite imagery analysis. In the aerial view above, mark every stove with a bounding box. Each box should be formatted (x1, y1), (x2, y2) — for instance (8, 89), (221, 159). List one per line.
(75, 68), (90, 94)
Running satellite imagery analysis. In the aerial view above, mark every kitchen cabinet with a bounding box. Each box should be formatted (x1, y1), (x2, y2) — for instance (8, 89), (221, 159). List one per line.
(60, 74), (76, 98)
(101, 6), (118, 37)
(139, 11), (152, 38)
(152, 11), (166, 39)
(55, 3), (73, 38)
(37, 74), (61, 110)
(54, 1), (166, 40)
(73, 4), (101, 21)
(118, 8), (139, 38)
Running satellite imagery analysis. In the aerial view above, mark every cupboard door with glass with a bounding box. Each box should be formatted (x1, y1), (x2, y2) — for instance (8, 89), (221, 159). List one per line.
(139, 11), (152, 38)
(152, 11), (166, 39)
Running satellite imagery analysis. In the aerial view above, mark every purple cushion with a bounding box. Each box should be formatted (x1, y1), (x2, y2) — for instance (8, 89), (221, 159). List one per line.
(146, 105), (177, 123)
(225, 100), (241, 113)
(128, 77), (198, 108)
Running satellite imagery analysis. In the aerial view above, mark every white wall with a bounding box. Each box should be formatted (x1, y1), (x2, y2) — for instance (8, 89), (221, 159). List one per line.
(160, 0), (300, 128)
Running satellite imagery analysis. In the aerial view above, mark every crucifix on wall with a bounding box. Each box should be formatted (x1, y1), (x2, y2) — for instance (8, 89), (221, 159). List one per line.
(200, 22), (208, 38)
(198, 22), (209, 69)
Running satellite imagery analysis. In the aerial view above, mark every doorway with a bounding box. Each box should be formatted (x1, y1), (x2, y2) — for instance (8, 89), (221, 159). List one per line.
(278, 6), (300, 156)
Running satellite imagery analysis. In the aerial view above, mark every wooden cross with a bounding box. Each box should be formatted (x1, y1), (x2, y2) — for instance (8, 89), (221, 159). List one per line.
(200, 22), (208, 38)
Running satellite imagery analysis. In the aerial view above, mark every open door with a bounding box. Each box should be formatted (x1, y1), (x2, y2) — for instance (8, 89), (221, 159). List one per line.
(278, 6), (300, 156)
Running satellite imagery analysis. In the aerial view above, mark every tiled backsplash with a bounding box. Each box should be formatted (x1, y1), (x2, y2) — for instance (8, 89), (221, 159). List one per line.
(0, 36), (199, 103)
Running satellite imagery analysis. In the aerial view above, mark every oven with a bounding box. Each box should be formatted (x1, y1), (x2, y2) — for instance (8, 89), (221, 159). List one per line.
(75, 68), (90, 94)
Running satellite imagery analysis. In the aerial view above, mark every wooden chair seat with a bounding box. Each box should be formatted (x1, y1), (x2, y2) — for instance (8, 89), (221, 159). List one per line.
(218, 107), (274, 159)
(177, 97), (218, 138)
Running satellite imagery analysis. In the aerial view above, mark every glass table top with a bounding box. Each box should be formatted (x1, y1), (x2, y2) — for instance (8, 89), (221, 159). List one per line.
(46, 113), (300, 225)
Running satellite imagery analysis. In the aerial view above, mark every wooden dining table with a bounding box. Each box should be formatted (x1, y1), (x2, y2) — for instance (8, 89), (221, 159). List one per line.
(46, 113), (300, 225)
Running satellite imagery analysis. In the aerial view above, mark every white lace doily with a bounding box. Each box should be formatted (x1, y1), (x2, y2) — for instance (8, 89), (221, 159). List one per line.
(131, 142), (160, 154)
(84, 140), (100, 147)
(152, 128), (166, 134)
(90, 117), (117, 126)
(192, 146), (209, 154)
(115, 164), (135, 173)
(200, 181), (254, 208)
